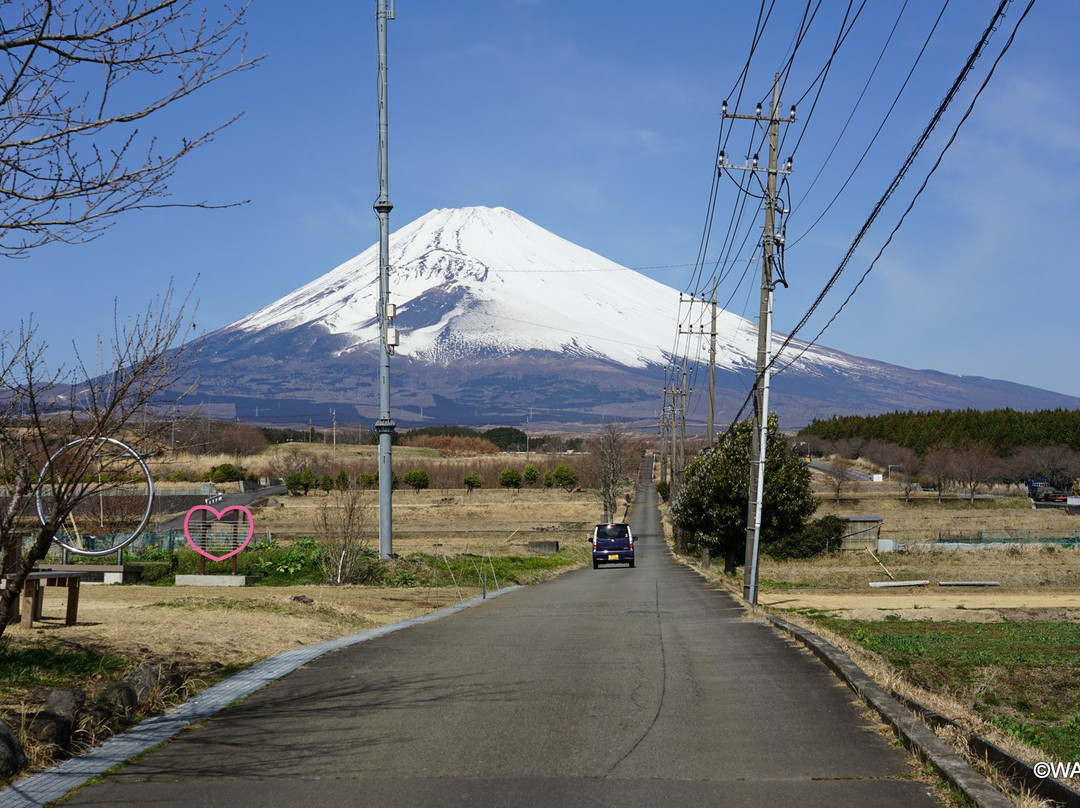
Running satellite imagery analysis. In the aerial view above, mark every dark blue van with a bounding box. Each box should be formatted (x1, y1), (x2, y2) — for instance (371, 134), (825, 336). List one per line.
(591, 522), (635, 569)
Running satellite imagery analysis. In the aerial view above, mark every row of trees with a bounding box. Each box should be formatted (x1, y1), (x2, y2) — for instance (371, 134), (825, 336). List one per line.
(808, 436), (1080, 500)
(162, 420), (596, 460)
(281, 462), (583, 496)
(801, 408), (1080, 456)
(401, 426), (586, 454)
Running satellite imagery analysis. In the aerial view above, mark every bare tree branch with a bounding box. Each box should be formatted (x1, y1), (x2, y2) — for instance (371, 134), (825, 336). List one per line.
(0, 0), (259, 256)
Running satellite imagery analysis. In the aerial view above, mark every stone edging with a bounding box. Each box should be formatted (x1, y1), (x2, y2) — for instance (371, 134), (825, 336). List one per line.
(767, 614), (1013, 808)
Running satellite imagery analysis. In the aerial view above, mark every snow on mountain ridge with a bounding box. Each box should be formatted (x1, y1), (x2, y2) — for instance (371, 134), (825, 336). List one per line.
(227, 206), (857, 373)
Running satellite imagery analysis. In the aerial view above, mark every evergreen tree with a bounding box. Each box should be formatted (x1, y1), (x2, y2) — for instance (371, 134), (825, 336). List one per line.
(403, 469), (430, 493)
(550, 464), (579, 492)
(672, 415), (817, 573)
(498, 467), (523, 492)
(523, 463), (539, 486)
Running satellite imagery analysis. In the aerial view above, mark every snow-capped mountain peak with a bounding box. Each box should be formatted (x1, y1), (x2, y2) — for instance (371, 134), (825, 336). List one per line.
(194, 206), (1080, 429)
(229, 206), (772, 370)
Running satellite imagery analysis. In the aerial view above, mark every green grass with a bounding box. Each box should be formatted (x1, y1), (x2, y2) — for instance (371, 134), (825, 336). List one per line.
(404, 548), (585, 588)
(802, 616), (1080, 761)
(991, 714), (1080, 762)
(0, 644), (132, 691)
(758, 578), (817, 590)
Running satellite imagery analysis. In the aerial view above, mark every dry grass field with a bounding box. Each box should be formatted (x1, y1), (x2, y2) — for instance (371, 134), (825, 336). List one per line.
(254, 486), (602, 555)
(816, 489), (1077, 544)
(2, 472), (606, 716)
(4, 585), (479, 681)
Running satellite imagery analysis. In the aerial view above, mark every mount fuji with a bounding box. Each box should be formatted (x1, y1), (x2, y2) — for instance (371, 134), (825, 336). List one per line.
(176, 206), (1080, 430)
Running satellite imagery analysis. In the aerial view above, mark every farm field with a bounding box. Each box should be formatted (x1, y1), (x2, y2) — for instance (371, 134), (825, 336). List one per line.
(251, 486), (601, 556)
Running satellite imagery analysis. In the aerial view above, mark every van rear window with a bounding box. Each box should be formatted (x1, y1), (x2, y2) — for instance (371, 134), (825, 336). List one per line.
(596, 525), (629, 540)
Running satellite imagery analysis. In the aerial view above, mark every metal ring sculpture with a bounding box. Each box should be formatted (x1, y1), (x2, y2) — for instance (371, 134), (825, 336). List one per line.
(35, 436), (155, 557)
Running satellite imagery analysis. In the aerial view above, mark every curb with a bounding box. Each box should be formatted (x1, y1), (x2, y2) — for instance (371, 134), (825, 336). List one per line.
(0, 586), (521, 808)
(767, 614), (1013, 808)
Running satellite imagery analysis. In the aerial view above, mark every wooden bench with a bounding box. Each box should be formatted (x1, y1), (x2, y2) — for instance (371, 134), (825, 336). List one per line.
(36, 563), (144, 584)
(2, 571), (89, 629)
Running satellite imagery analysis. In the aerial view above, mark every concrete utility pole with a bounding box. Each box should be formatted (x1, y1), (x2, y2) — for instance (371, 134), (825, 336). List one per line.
(707, 281), (717, 446)
(677, 291), (717, 447)
(658, 400), (669, 486)
(664, 366), (690, 502)
(374, 0), (396, 559)
(720, 74), (794, 606)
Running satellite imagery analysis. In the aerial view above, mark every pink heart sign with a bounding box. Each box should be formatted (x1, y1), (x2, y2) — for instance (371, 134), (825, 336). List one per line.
(183, 505), (256, 562)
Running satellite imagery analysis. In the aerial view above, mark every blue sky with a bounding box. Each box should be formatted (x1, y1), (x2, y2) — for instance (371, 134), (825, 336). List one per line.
(6, 0), (1079, 406)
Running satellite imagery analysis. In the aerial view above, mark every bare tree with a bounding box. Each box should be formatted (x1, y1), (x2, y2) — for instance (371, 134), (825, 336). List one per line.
(0, 288), (194, 638)
(0, 1), (258, 256)
(952, 443), (1002, 503)
(314, 484), (375, 585)
(823, 456), (855, 504)
(1009, 445), (1080, 492)
(923, 445), (954, 503)
(583, 422), (641, 522)
(893, 448), (922, 503)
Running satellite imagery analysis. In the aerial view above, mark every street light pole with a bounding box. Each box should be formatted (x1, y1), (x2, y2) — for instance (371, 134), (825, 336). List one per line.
(374, 0), (396, 559)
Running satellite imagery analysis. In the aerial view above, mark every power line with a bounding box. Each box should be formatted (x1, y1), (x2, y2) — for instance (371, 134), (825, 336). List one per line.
(775, 0), (1036, 374)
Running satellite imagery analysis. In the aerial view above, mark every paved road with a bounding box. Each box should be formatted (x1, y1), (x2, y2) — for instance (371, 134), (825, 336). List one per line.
(155, 484), (287, 534)
(58, 460), (941, 807)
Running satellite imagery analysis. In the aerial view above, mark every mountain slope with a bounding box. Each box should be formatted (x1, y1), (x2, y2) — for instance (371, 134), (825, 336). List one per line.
(178, 206), (1080, 429)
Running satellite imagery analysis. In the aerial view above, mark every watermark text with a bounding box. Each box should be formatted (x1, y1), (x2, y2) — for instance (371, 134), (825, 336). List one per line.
(1034, 761), (1080, 779)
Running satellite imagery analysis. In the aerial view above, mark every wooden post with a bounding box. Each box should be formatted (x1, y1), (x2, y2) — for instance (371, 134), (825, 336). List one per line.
(21, 580), (38, 629)
(65, 577), (80, 626)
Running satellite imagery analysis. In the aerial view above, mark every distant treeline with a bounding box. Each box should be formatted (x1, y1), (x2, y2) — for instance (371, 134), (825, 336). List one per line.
(799, 408), (1080, 456)
(402, 425), (585, 453)
(259, 424), (586, 453)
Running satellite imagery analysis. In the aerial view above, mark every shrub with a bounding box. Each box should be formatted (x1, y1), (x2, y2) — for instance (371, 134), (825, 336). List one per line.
(207, 463), (247, 483)
(335, 469), (350, 491)
(498, 467), (523, 491)
(765, 515), (846, 560)
(550, 464), (578, 492)
(523, 464), (539, 486)
(403, 469), (430, 493)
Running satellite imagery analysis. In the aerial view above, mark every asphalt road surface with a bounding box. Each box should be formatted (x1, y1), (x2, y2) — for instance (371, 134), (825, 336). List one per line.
(57, 459), (942, 807)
